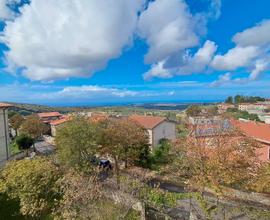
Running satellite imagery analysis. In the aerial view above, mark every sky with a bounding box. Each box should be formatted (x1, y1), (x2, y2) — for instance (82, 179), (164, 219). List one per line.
(0, 0), (269, 106)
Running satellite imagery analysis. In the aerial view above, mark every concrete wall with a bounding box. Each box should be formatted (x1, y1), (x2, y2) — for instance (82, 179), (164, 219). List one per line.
(152, 121), (176, 147)
(0, 108), (10, 163)
(256, 142), (270, 162)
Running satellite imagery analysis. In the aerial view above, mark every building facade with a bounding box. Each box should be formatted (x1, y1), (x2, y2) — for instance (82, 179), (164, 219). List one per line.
(129, 115), (176, 148)
(0, 103), (11, 165)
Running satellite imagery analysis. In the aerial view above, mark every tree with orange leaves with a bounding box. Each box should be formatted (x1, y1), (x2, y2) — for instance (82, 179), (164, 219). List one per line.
(171, 128), (260, 194)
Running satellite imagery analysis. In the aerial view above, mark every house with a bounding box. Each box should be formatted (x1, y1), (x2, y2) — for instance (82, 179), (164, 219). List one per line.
(37, 112), (63, 124)
(129, 115), (176, 148)
(232, 120), (270, 162)
(50, 116), (70, 137)
(217, 103), (235, 114)
(238, 103), (268, 114)
(0, 103), (12, 165)
(189, 116), (232, 138)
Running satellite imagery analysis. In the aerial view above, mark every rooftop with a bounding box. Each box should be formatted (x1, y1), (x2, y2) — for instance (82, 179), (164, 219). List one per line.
(50, 117), (70, 126)
(37, 112), (62, 118)
(232, 120), (270, 144)
(0, 103), (12, 108)
(129, 114), (166, 129)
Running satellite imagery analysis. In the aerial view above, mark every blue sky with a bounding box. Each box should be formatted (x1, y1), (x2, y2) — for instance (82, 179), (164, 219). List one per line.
(0, 0), (269, 106)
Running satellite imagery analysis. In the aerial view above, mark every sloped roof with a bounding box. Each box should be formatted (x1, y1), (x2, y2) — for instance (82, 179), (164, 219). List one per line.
(129, 115), (167, 129)
(0, 103), (12, 108)
(38, 112), (62, 118)
(50, 117), (69, 126)
(232, 120), (270, 144)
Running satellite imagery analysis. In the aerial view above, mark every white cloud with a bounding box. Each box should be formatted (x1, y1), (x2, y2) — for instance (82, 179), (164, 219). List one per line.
(138, 0), (199, 64)
(210, 72), (231, 87)
(56, 86), (138, 99)
(0, 0), (23, 20)
(249, 59), (269, 80)
(143, 61), (173, 80)
(0, 0), (13, 19)
(233, 20), (270, 47)
(178, 40), (217, 74)
(2, 0), (144, 81)
(211, 19), (270, 81)
(211, 46), (259, 70)
(143, 40), (217, 79)
(208, 0), (222, 20)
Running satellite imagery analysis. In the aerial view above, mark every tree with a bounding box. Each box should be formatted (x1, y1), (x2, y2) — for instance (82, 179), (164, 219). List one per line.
(9, 114), (24, 136)
(55, 117), (100, 170)
(234, 95), (243, 104)
(186, 105), (201, 117)
(172, 131), (259, 194)
(250, 162), (270, 193)
(205, 106), (218, 116)
(99, 118), (150, 188)
(20, 115), (48, 140)
(55, 169), (101, 219)
(15, 134), (34, 156)
(225, 96), (233, 104)
(0, 158), (62, 218)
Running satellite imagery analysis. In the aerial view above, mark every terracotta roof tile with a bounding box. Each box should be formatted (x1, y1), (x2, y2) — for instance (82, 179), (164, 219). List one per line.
(38, 112), (62, 118)
(232, 120), (270, 144)
(50, 117), (70, 126)
(129, 115), (166, 129)
(0, 103), (12, 108)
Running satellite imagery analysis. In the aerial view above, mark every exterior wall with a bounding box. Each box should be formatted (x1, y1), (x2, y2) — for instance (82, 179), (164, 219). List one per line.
(256, 142), (270, 162)
(238, 104), (268, 112)
(152, 121), (176, 147)
(265, 118), (270, 124)
(147, 129), (153, 146)
(51, 125), (57, 137)
(0, 108), (10, 164)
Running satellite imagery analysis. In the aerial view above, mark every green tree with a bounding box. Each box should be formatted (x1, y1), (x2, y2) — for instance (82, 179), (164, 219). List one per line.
(186, 105), (201, 117)
(15, 134), (34, 156)
(250, 162), (270, 193)
(225, 96), (233, 104)
(9, 114), (24, 136)
(234, 95), (243, 104)
(55, 169), (100, 219)
(152, 138), (171, 164)
(0, 158), (62, 218)
(20, 115), (48, 140)
(55, 117), (100, 170)
(100, 118), (150, 188)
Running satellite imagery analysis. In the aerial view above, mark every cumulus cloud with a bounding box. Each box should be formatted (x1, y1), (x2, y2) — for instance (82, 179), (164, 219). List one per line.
(178, 40), (217, 74)
(211, 19), (270, 81)
(2, 0), (144, 81)
(0, 0), (12, 19)
(143, 61), (173, 80)
(233, 20), (270, 47)
(138, 0), (199, 64)
(249, 59), (269, 80)
(211, 46), (259, 70)
(210, 72), (232, 87)
(144, 40), (217, 80)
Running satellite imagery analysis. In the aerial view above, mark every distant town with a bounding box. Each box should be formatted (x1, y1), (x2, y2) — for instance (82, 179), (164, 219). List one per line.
(0, 95), (270, 219)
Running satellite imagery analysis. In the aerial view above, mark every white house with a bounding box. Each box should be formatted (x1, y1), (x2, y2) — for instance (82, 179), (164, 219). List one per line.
(129, 115), (176, 148)
(0, 103), (11, 165)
